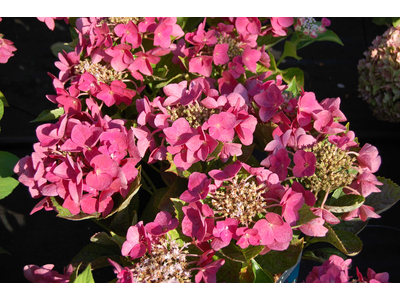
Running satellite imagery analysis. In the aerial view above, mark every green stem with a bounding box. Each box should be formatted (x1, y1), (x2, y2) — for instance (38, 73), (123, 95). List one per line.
(148, 162), (161, 174)
(141, 167), (157, 194)
(92, 219), (112, 232)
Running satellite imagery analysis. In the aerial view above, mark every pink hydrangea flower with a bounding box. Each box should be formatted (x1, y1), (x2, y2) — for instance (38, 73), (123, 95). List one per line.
(242, 46), (261, 73)
(236, 227), (260, 249)
(108, 259), (134, 283)
(121, 221), (151, 260)
(144, 211), (179, 236)
(357, 143), (382, 173)
(254, 84), (285, 122)
(211, 218), (239, 251)
(180, 172), (211, 203)
(293, 149), (316, 177)
(253, 213), (293, 251)
(299, 217), (328, 237)
(357, 267), (390, 283)
(194, 257), (225, 283)
(114, 21), (141, 48)
(306, 255), (351, 283)
(24, 264), (73, 283)
(270, 17), (294, 37)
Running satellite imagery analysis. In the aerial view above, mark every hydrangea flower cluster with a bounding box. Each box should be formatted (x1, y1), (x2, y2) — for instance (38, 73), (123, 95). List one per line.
(358, 25), (400, 122)
(109, 211), (225, 283)
(135, 77), (258, 170)
(294, 17), (331, 38)
(175, 77), (383, 256)
(14, 109), (141, 217)
(14, 17), (396, 284)
(306, 254), (389, 283)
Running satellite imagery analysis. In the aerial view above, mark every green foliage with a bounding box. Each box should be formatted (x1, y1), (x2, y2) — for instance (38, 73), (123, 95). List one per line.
(303, 247), (348, 264)
(0, 177), (19, 200)
(71, 241), (121, 271)
(0, 151), (20, 178)
(0, 151), (20, 200)
(0, 245), (10, 255)
(324, 194), (365, 213)
(292, 30), (343, 50)
(372, 17), (400, 27)
(251, 258), (274, 283)
(30, 107), (65, 123)
(50, 42), (74, 57)
(255, 242), (303, 276)
(177, 17), (203, 32)
(308, 224), (363, 256)
(364, 176), (400, 215)
(0, 93), (5, 122)
(71, 263), (95, 283)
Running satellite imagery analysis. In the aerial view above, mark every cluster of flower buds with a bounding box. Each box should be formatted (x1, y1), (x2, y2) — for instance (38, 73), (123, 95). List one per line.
(109, 211), (225, 283)
(14, 109), (141, 217)
(358, 25), (400, 122)
(294, 17), (331, 38)
(306, 254), (389, 283)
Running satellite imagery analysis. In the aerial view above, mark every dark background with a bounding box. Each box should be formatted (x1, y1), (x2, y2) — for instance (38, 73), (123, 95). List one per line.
(0, 17), (399, 283)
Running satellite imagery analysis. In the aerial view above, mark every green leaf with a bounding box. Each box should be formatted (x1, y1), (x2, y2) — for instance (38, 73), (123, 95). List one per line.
(30, 107), (65, 123)
(0, 177), (19, 200)
(296, 29), (343, 50)
(324, 194), (365, 213)
(0, 245), (10, 255)
(266, 50), (277, 71)
(281, 68), (304, 90)
(90, 231), (126, 249)
(281, 40), (302, 61)
(372, 17), (393, 26)
(218, 242), (247, 263)
(214, 255), (242, 283)
(177, 17), (203, 31)
(157, 176), (188, 215)
(72, 264), (95, 283)
(50, 42), (74, 57)
(255, 243), (303, 276)
(71, 242), (121, 271)
(0, 91), (9, 107)
(364, 176), (400, 215)
(308, 224), (363, 256)
(392, 18), (400, 27)
(154, 73), (184, 90)
(331, 187), (345, 200)
(331, 218), (368, 235)
(243, 245), (266, 262)
(0, 151), (20, 177)
(251, 258), (274, 283)
(286, 76), (300, 98)
(296, 203), (320, 226)
(302, 247), (348, 264)
(0, 95), (4, 122)
(257, 34), (287, 49)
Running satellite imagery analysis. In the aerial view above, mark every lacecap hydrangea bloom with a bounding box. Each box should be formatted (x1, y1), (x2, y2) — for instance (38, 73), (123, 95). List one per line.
(358, 25), (400, 122)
